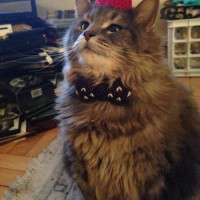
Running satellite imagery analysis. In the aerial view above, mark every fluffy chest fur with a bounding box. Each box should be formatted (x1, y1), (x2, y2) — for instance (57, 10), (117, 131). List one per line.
(67, 127), (169, 200)
(60, 102), (200, 200)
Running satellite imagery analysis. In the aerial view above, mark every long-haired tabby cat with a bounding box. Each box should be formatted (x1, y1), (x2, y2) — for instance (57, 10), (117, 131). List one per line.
(56, 0), (200, 199)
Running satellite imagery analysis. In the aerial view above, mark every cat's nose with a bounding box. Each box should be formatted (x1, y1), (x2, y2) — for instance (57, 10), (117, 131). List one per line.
(84, 31), (96, 41)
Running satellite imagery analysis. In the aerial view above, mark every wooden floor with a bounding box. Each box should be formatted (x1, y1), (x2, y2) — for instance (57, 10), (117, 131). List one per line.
(0, 128), (59, 199)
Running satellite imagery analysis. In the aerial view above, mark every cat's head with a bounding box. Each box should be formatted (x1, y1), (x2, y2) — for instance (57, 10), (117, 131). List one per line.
(64, 0), (161, 81)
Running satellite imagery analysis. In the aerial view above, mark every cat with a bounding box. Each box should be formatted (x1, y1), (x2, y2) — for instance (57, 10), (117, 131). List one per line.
(56, 0), (200, 199)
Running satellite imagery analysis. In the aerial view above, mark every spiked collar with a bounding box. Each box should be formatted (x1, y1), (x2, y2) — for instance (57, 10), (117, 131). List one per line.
(73, 76), (132, 106)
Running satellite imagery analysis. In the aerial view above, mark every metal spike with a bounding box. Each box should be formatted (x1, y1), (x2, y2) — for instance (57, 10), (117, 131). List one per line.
(84, 96), (89, 100)
(116, 87), (122, 92)
(127, 91), (131, 98)
(90, 93), (94, 97)
(108, 93), (113, 98)
(81, 88), (86, 92)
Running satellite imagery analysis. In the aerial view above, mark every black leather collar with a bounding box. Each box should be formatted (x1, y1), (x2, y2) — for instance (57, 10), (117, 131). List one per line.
(73, 77), (132, 106)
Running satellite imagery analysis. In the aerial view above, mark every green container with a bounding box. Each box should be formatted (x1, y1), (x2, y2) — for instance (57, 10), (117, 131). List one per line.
(173, 0), (183, 3)
(184, 0), (200, 6)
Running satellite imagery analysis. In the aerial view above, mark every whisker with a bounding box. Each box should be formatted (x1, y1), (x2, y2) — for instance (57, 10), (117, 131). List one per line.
(102, 48), (131, 66)
(96, 40), (165, 58)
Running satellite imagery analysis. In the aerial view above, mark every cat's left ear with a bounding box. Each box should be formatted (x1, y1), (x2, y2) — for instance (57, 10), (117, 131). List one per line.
(133, 0), (159, 32)
(75, 0), (91, 18)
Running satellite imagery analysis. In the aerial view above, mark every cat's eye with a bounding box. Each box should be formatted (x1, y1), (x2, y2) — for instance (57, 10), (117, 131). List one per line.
(80, 21), (90, 31)
(107, 24), (123, 33)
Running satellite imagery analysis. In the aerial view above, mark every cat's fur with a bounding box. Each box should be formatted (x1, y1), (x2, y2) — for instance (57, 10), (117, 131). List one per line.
(56, 0), (200, 199)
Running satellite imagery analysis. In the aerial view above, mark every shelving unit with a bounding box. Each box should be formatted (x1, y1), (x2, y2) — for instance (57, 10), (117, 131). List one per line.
(168, 19), (200, 76)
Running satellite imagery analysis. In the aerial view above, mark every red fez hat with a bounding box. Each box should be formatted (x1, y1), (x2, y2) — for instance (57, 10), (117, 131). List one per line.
(95, 0), (132, 10)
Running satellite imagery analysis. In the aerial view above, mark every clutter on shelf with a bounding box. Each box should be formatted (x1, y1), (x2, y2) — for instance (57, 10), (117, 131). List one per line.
(160, 0), (200, 20)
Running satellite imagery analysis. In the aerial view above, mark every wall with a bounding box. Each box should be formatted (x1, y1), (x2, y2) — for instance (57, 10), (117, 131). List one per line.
(36, 0), (75, 19)
(0, 1), (32, 12)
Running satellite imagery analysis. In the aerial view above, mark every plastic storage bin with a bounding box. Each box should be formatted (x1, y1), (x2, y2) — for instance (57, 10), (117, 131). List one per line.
(168, 19), (200, 76)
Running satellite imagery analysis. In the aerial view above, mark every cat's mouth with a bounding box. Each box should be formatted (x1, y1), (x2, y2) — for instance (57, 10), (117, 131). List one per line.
(84, 45), (93, 51)
(82, 45), (101, 56)
(84, 42), (95, 50)
(81, 43), (107, 57)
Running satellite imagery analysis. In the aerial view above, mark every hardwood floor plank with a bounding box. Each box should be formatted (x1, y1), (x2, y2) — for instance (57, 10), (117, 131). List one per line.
(26, 128), (58, 157)
(8, 133), (44, 156)
(0, 128), (59, 199)
(0, 168), (24, 186)
(0, 141), (18, 154)
(0, 186), (8, 199)
(0, 154), (32, 171)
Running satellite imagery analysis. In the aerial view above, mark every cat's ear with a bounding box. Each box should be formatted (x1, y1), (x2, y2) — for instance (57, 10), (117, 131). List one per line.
(75, 0), (91, 18)
(133, 0), (159, 32)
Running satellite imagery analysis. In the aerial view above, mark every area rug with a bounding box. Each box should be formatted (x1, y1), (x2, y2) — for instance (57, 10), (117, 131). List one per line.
(1, 137), (84, 200)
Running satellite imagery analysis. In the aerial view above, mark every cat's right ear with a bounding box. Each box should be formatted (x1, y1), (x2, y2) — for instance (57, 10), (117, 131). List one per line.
(133, 0), (159, 32)
(75, 0), (91, 18)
